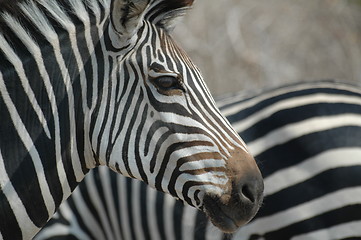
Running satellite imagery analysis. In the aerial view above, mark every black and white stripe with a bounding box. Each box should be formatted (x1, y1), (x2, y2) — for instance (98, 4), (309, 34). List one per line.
(37, 80), (361, 240)
(0, 1), (262, 239)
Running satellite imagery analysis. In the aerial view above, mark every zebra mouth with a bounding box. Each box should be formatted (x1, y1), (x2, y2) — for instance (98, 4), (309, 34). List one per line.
(203, 194), (258, 233)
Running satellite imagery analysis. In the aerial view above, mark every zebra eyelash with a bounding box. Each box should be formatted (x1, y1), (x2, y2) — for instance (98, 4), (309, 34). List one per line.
(148, 70), (185, 94)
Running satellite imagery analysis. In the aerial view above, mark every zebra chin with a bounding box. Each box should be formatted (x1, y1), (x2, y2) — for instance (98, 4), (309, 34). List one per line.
(202, 151), (264, 233)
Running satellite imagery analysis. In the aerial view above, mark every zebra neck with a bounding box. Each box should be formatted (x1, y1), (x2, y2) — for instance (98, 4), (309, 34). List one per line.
(0, 1), (109, 238)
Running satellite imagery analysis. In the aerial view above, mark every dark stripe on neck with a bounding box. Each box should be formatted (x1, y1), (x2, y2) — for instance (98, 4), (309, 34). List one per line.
(0, 190), (22, 240)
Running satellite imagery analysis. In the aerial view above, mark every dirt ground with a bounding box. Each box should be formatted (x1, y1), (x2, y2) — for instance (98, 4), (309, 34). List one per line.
(173, 0), (361, 96)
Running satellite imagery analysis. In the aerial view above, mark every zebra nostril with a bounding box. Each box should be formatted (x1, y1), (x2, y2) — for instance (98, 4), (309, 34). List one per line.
(235, 173), (263, 206)
(241, 184), (256, 203)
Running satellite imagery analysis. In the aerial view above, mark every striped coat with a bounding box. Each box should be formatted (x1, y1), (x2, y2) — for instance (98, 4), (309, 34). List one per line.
(37, 80), (361, 239)
(0, 0), (263, 239)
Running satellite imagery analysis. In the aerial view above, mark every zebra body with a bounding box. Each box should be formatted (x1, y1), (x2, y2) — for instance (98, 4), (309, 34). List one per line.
(37, 80), (361, 240)
(0, 1), (263, 239)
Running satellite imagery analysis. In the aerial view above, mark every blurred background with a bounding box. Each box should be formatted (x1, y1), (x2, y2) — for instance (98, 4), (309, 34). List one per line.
(173, 0), (361, 96)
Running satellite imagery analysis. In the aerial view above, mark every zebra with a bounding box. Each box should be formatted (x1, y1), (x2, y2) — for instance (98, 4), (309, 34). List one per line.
(0, 0), (264, 239)
(36, 80), (361, 240)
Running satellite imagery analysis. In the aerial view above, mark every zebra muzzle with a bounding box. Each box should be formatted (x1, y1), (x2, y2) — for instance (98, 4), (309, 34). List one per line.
(203, 152), (264, 233)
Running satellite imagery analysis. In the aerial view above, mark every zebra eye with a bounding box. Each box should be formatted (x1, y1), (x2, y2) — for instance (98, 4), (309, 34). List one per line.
(152, 76), (184, 92)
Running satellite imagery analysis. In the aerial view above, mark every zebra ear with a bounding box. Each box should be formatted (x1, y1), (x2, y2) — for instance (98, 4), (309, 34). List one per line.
(110, 0), (149, 42)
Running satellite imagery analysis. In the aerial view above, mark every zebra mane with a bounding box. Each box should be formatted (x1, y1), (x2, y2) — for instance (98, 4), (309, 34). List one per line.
(0, 0), (24, 23)
(0, 0), (24, 11)
(0, 0), (193, 36)
(0, 0), (112, 40)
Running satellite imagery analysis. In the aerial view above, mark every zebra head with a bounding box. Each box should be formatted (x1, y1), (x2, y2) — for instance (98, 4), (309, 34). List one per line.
(91, 0), (264, 232)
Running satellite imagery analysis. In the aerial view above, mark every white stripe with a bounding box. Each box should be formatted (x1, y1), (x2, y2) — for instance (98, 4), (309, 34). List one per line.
(177, 59), (246, 153)
(0, 72), (55, 220)
(0, 33), (51, 138)
(106, 85), (142, 177)
(161, 31), (247, 153)
(146, 185), (162, 240)
(132, 179), (146, 240)
(85, 0), (109, 25)
(97, 0), (112, 11)
(0, 151), (39, 239)
(144, 129), (224, 188)
(179, 158), (225, 172)
(174, 173), (227, 206)
(77, 0), (107, 169)
(33, 202), (91, 240)
(39, 0), (86, 182)
(20, 2), (84, 181)
(82, 0), (108, 169)
(34, 223), (87, 240)
(105, 64), (139, 177)
(182, 202), (198, 240)
(37, 0), (75, 32)
(42, 0), (93, 179)
(90, 36), (111, 165)
(248, 114), (361, 156)
(69, 0), (99, 169)
(40, 0), (95, 171)
(99, 167), (122, 240)
(85, 170), (114, 240)
(291, 220), (361, 240)
(118, 175), (133, 240)
(107, 69), (144, 180)
(164, 193), (177, 240)
(233, 187), (361, 239)
(2, 12), (72, 203)
(70, 187), (103, 240)
(232, 93), (361, 133)
(58, 201), (90, 240)
(265, 148), (361, 195)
